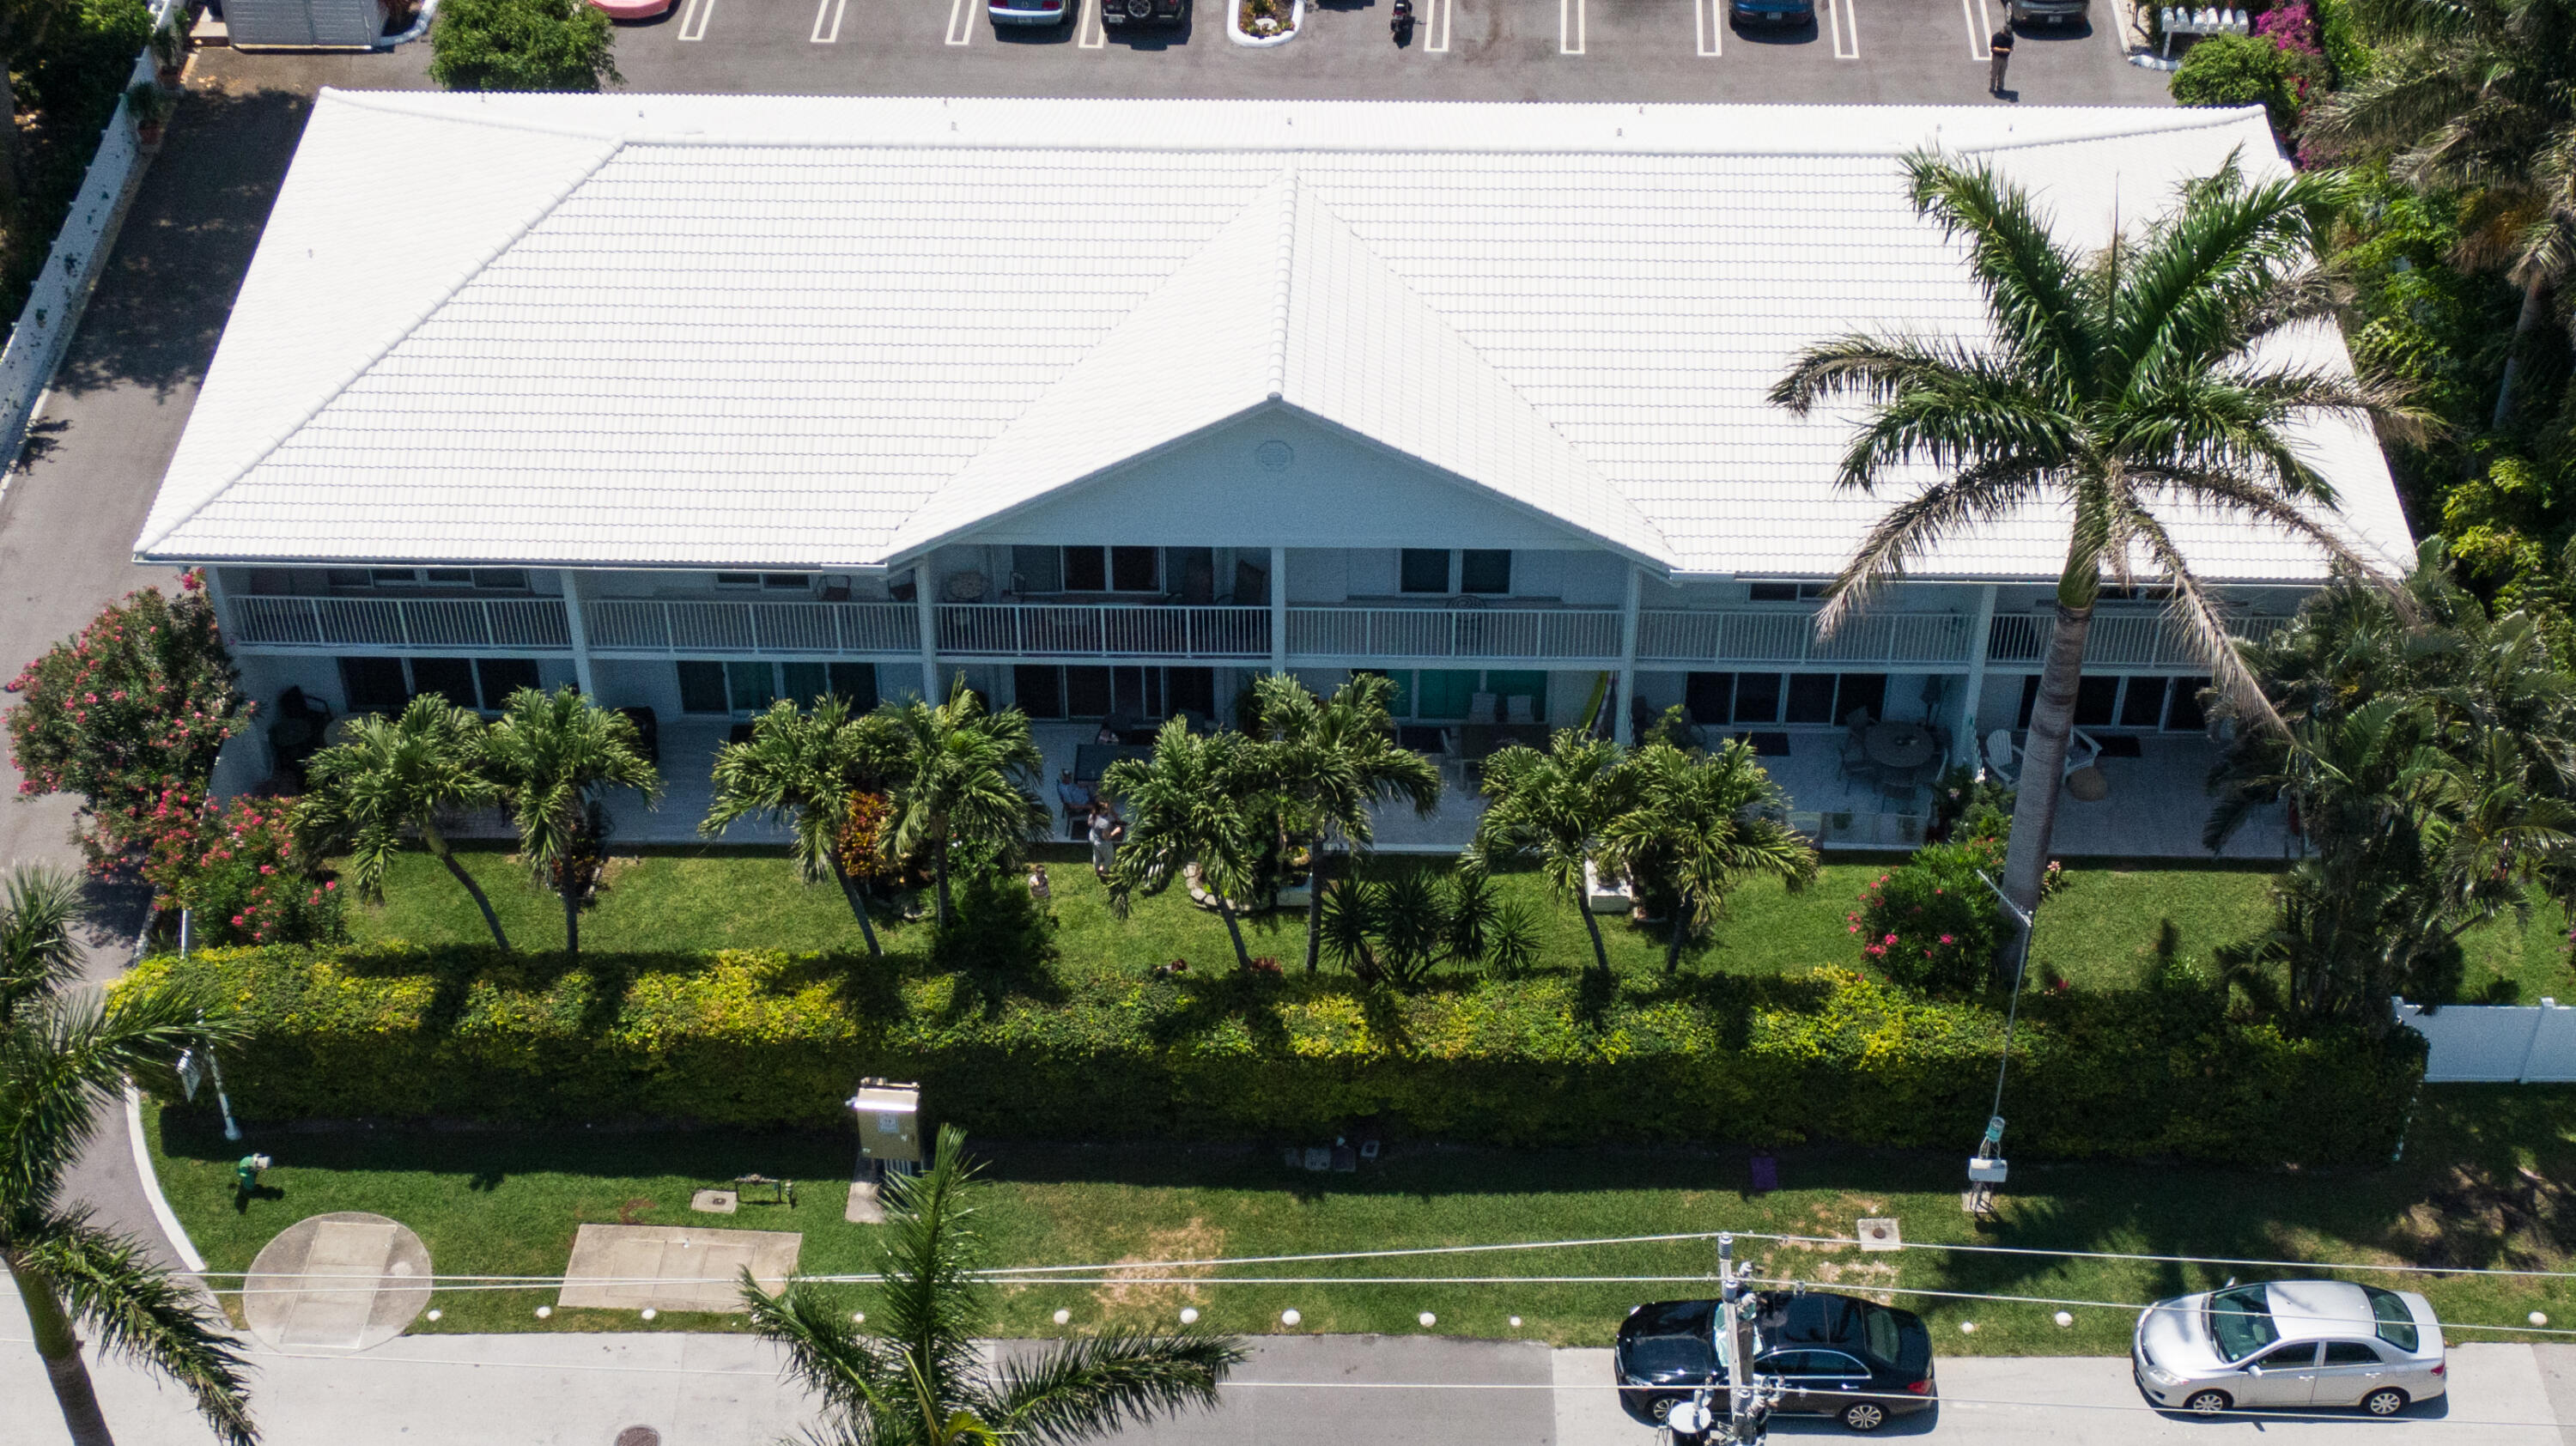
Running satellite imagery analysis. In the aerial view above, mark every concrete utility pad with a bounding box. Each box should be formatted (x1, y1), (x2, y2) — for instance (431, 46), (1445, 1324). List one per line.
(558, 1224), (801, 1313)
(241, 1211), (432, 1352)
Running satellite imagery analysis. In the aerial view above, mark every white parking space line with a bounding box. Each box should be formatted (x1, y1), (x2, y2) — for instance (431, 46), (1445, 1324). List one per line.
(676, 0), (716, 40)
(1078, 0), (1104, 45)
(1825, 0), (1858, 57)
(1560, 0), (1583, 53)
(1427, 0), (1452, 52)
(945, 0), (975, 44)
(1695, 0), (1720, 55)
(1962, 0), (1989, 54)
(811, 0), (846, 40)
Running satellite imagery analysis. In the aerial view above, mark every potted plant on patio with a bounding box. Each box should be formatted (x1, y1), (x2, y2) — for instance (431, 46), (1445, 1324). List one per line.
(152, 11), (189, 88)
(126, 81), (171, 148)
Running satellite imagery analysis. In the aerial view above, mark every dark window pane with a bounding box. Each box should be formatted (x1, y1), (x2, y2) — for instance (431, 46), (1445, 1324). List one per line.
(2018, 675), (2041, 728)
(472, 568), (528, 591)
(1170, 547), (1216, 604)
(1112, 665), (1161, 717)
(1065, 665), (1112, 717)
(2322, 1342), (2384, 1366)
(1169, 665), (1215, 717)
(1837, 673), (1887, 721)
(338, 657), (409, 713)
(1011, 546), (1061, 594)
(477, 658), (540, 707)
(781, 662), (829, 706)
(1416, 669), (1479, 720)
(371, 568), (419, 586)
(715, 573), (761, 588)
(1747, 581), (1800, 602)
(1400, 550), (1450, 593)
(2119, 675), (2170, 728)
(1460, 550), (1511, 594)
(246, 568), (296, 595)
(2074, 675), (2120, 727)
(727, 661), (776, 713)
(1785, 672), (1838, 724)
(677, 661), (729, 714)
(1014, 665), (1065, 719)
(325, 568), (371, 590)
(1110, 547), (1159, 592)
(424, 568), (473, 585)
(1485, 670), (1546, 720)
(409, 658), (477, 708)
(1063, 547), (1108, 592)
(828, 663), (879, 713)
(763, 574), (811, 591)
(2166, 677), (2210, 732)
(1733, 671), (1783, 724)
(1686, 671), (1734, 726)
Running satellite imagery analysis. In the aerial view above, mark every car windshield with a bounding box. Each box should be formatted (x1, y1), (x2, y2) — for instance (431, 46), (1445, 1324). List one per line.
(1626, 1334), (1715, 1377)
(2208, 1285), (2281, 1362)
(2364, 1287), (2421, 1353)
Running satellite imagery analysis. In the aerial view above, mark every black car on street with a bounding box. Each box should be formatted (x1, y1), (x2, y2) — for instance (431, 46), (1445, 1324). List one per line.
(1613, 1291), (1937, 1433)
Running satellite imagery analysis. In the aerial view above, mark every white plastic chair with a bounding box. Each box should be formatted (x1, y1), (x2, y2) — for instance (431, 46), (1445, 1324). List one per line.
(1468, 692), (1498, 725)
(1504, 695), (1536, 725)
(1984, 728), (2018, 784)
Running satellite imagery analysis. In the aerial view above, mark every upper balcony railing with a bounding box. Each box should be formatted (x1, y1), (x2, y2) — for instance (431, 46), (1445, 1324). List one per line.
(940, 605), (1270, 659)
(229, 595), (573, 653)
(1637, 609), (1971, 668)
(585, 599), (915, 655)
(1986, 611), (2289, 671)
(1287, 607), (1624, 662)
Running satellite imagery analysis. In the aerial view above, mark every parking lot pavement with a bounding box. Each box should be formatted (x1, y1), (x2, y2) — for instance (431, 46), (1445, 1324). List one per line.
(581, 0), (2167, 106)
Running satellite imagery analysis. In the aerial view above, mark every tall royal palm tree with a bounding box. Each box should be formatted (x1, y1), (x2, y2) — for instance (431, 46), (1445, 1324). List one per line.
(1770, 153), (2419, 922)
(702, 696), (890, 957)
(1600, 740), (1820, 973)
(297, 695), (512, 951)
(1, 865), (258, 1446)
(880, 680), (1048, 928)
(1469, 730), (1638, 977)
(742, 1125), (1242, 1446)
(1255, 673), (1441, 974)
(483, 687), (663, 957)
(1103, 720), (1273, 972)
(2303, 0), (2576, 425)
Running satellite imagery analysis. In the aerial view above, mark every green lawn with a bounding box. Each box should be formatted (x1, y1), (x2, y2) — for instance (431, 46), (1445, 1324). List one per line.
(338, 846), (2574, 1003)
(152, 1088), (2576, 1353)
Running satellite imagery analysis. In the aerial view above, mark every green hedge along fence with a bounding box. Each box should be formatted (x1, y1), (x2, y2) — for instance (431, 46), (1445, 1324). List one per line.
(126, 945), (2424, 1166)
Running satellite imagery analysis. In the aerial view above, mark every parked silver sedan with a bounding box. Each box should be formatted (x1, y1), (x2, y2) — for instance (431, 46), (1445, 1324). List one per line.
(2132, 1280), (2445, 1417)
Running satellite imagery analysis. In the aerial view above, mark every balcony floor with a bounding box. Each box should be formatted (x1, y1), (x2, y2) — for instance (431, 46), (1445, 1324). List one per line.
(501, 721), (2286, 862)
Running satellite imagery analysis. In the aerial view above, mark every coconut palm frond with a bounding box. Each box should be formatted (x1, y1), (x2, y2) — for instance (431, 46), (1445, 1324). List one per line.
(986, 1331), (1245, 1446)
(23, 1217), (259, 1446)
(0, 866), (86, 1028)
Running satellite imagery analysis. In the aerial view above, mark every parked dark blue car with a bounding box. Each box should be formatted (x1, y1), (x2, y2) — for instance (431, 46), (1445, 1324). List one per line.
(1730, 0), (1814, 27)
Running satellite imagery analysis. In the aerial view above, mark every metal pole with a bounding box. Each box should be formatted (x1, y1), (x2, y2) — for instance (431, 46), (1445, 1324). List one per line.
(1615, 565), (1643, 745)
(561, 568), (598, 699)
(1717, 1233), (1753, 1443)
(914, 560), (940, 702)
(1269, 545), (1289, 678)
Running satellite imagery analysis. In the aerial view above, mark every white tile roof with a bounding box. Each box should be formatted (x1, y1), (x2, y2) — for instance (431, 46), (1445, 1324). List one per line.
(137, 92), (2415, 585)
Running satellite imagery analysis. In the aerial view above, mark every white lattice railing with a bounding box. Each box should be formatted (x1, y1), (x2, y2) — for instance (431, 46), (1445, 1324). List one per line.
(230, 595), (573, 651)
(1285, 607), (1624, 661)
(1985, 611), (2290, 670)
(584, 599), (915, 654)
(939, 605), (1270, 659)
(1636, 609), (1975, 667)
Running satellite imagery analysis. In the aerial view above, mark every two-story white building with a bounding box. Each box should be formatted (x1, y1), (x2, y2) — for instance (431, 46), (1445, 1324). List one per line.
(137, 92), (2411, 854)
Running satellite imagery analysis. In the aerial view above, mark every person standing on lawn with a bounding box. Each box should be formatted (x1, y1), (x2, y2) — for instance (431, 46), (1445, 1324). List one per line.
(1989, 24), (2014, 94)
(1087, 799), (1122, 878)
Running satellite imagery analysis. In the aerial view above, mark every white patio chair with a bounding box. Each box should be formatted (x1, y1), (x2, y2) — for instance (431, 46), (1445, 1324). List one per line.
(1504, 694), (1536, 725)
(1468, 692), (1499, 725)
(1984, 728), (2018, 784)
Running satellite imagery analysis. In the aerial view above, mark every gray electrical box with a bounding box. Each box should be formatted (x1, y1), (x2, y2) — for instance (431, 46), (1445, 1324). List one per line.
(850, 1078), (922, 1164)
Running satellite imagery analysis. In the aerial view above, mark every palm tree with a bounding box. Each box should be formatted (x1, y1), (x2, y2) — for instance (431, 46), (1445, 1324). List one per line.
(483, 686), (663, 957)
(1769, 152), (2419, 922)
(742, 1125), (1241, 1446)
(1255, 673), (1441, 974)
(702, 696), (890, 957)
(1, 865), (258, 1446)
(1469, 730), (1637, 976)
(879, 680), (1048, 928)
(1103, 720), (1271, 972)
(297, 695), (512, 951)
(2302, 0), (2576, 425)
(1601, 740), (1820, 973)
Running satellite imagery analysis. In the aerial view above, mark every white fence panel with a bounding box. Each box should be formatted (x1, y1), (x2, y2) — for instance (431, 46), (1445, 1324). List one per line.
(2394, 997), (2576, 1083)
(0, 0), (181, 464)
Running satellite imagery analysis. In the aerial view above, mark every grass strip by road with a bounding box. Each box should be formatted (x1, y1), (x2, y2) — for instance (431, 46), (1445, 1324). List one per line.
(152, 1086), (2576, 1355)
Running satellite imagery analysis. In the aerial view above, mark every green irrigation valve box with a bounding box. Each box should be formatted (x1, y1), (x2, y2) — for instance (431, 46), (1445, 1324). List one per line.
(849, 1078), (923, 1164)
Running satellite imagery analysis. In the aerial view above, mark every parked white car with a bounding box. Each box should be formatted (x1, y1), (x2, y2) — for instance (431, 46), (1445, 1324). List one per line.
(2133, 1281), (2445, 1417)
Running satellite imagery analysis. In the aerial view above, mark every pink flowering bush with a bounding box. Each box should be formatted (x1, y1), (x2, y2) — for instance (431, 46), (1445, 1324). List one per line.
(1851, 836), (2007, 997)
(6, 574), (247, 871)
(140, 789), (344, 947)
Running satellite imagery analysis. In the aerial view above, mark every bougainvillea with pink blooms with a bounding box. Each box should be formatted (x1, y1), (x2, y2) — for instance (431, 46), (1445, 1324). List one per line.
(6, 574), (247, 871)
(140, 788), (345, 946)
(1850, 836), (2008, 996)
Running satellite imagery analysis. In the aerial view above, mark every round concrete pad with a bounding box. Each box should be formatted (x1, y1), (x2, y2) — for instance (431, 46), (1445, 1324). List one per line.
(243, 1211), (432, 1352)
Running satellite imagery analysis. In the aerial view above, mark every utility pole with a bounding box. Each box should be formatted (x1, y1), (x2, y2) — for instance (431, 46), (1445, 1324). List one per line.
(1710, 1233), (1769, 1444)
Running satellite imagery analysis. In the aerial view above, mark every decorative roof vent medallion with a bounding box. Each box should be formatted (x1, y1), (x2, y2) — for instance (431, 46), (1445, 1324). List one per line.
(1255, 440), (1294, 471)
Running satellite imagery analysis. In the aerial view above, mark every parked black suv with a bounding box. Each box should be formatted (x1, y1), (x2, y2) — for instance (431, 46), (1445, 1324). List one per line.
(1614, 1291), (1938, 1433)
(2008, 0), (2087, 25)
(1103, 0), (1183, 26)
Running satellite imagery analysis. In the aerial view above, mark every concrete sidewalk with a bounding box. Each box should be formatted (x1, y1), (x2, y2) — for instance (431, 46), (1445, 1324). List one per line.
(11, 1298), (2576, 1446)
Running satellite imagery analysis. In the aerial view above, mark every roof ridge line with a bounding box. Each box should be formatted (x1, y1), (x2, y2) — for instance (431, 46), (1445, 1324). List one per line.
(1266, 163), (1297, 403)
(137, 135), (629, 556)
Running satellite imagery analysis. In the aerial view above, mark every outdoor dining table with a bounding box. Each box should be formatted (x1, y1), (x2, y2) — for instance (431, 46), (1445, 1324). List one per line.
(1863, 721), (1937, 772)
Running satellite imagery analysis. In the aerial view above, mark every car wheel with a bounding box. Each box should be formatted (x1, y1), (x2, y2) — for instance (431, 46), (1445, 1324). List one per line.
(2183, 1389), (2232, 1415)
(1840, 1402), (1887, 1432)
(2361, 1388), (2409, 1417)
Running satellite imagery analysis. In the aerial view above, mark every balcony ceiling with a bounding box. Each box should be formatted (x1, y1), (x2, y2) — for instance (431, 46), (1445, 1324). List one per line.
(136, 94), (2410, 586)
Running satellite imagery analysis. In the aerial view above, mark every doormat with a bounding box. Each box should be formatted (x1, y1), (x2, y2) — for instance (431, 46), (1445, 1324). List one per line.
(1729, 732), (1792, 756)
(2093, 735), (2144, 757)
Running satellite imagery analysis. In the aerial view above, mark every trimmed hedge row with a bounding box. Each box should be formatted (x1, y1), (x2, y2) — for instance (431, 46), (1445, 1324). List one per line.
(127, 945), (2424, 1165)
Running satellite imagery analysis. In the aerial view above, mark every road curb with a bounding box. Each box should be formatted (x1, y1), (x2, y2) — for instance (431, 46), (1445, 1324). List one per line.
(125, 1080), (205, 1274)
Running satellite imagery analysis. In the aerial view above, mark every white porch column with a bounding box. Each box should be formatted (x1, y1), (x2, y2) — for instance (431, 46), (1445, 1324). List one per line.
(1959, 583), (1999, 765)
(914, 561), (940, 702)
(1615, 565), (1643, 744)
(559, 568), (597, 699)
(1269, 545), (1289, 676)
